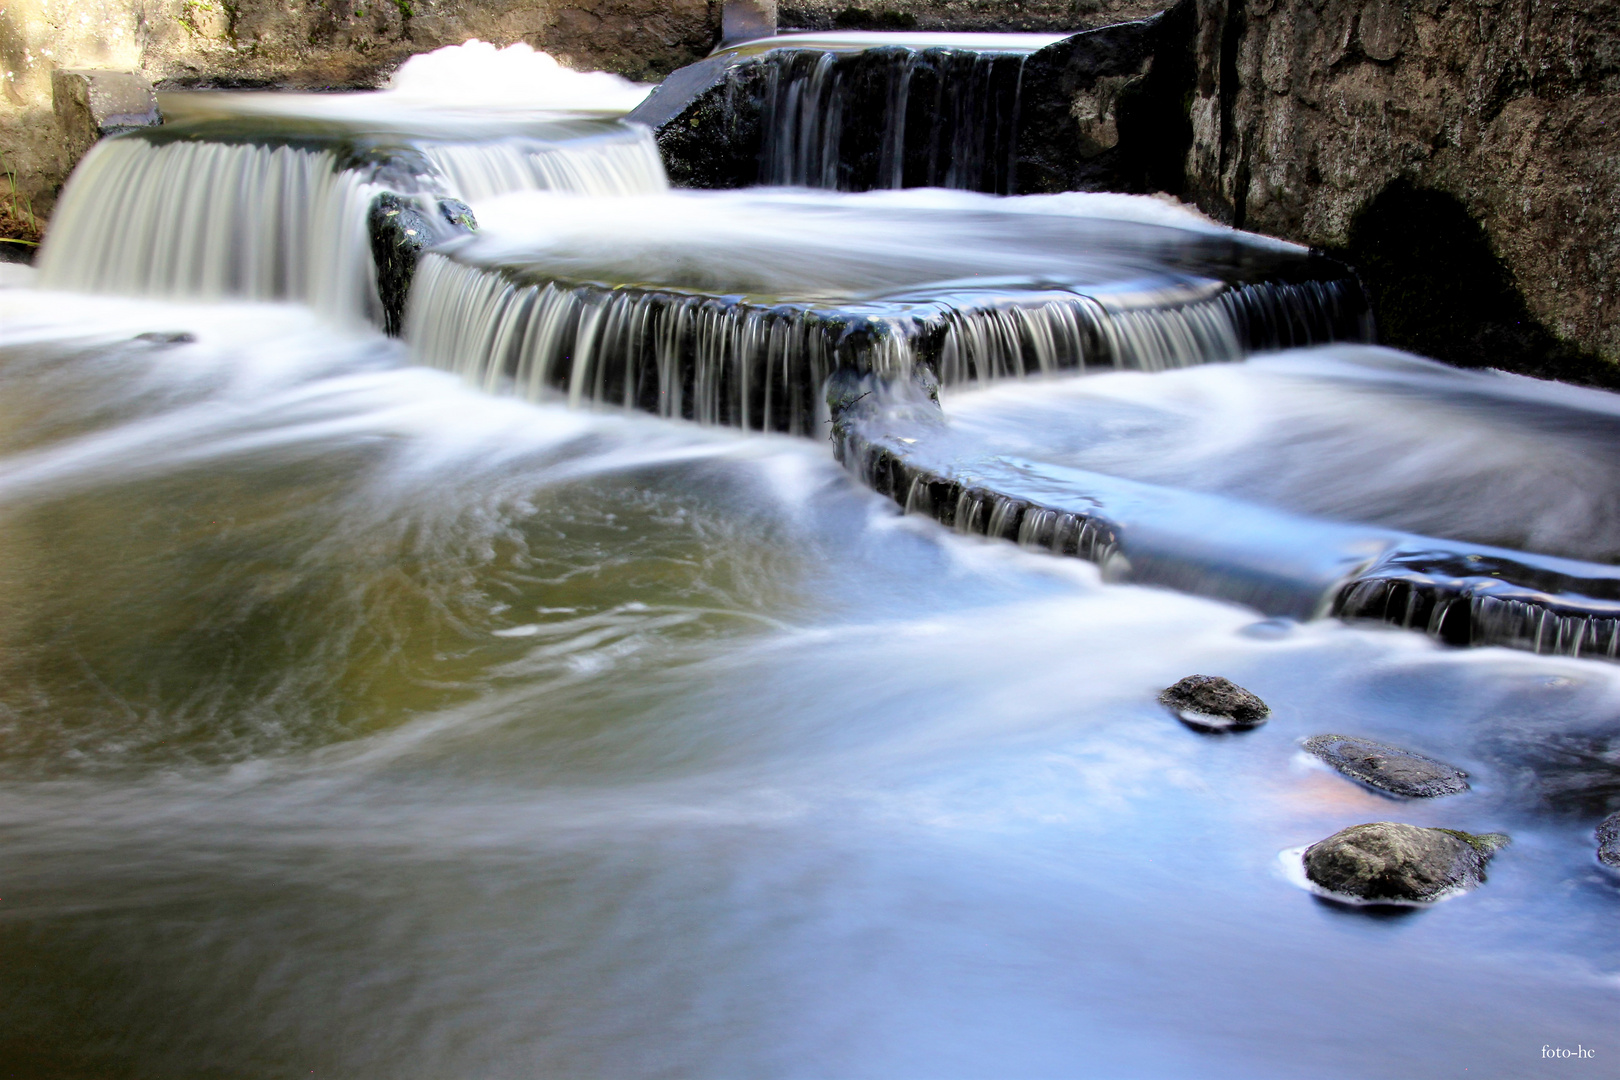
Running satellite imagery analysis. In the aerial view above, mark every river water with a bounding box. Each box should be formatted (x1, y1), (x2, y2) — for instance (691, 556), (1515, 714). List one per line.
(2, 42), (1618, 1080)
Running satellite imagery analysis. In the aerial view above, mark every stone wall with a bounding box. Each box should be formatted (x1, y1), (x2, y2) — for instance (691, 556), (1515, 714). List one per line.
(1182, 0), (1620, 374)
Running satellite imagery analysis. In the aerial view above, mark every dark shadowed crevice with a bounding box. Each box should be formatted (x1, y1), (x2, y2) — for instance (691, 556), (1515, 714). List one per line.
(1335, 179), (1620, 390)
(1215, 0), (1246, 226)
(1111, 0), (1196, 196)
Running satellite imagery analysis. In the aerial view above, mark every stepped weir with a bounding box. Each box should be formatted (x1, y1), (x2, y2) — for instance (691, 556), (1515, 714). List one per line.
(5, 30), (1620, 1075)
(21, 32), (1620, 663)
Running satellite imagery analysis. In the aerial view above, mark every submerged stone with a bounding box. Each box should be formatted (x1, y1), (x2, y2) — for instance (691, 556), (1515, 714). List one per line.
(1598, 812), (1620, 870)
(1302, 734), (1469, 799)
(1158, 675), (1269, 730)
(133, 331), (196, 347)
(1303, 822), (1508, 904)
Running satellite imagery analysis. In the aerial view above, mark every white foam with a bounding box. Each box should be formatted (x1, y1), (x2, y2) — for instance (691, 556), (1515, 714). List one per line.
(386, 40), (653, 114)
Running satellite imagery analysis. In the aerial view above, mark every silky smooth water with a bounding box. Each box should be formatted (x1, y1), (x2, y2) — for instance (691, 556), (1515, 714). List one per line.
(1, 282), (1618, 1079)
(936, 348), (1620, 565)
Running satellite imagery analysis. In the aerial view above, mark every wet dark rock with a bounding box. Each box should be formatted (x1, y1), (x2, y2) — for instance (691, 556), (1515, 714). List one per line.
(368, 193), (477, 337)
(1302, 735), (1469, 799)
(1303, 822), (1508, 904)
(627, 53), (765, 189)
(1158, 674), (1268, 730)
(438, 199), (477, 232)
(1597, 812), (1620, 870)
(132, 331), (197, 347)
(1014, 5), (1194, 196)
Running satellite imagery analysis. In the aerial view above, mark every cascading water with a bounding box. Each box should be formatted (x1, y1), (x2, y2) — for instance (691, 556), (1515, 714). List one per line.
(5, 34), (1620, 1080)
(406, 187), (1369, 432)
(417, 133), (668, 202)
(36, 140), (385, 323)
(35, 63), (666, 324)
(753, 44), (1030, 192)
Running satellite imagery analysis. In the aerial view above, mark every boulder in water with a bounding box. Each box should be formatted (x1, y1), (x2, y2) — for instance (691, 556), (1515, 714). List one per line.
(1303, 822), (1508, 904)
(1302, 734), (1469, 798)
(1598, 812), (1620, 870)
(1159, 675), (1269, 730)
(368, 193), (476, 337)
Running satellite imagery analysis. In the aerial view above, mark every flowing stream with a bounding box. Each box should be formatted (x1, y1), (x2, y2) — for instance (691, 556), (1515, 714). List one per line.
(2, 40), (1618, 1079)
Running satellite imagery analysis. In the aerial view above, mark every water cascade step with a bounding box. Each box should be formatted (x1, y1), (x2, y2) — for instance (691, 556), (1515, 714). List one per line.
(36, 92), (667, 326)
(628, 10), (1194, 195)
(406, 188), (1368, 433)
(828, 348), (1620, 660)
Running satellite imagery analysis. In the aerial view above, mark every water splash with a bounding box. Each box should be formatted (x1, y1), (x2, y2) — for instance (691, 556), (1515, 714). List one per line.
(387, 40), (654, 114)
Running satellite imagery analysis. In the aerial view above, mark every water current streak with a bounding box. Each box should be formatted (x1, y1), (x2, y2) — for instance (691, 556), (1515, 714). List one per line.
(835, 415), (1620, 662)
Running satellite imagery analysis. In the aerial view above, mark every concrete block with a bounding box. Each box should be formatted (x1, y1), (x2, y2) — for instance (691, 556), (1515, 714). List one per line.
(51, 69), (162, 161)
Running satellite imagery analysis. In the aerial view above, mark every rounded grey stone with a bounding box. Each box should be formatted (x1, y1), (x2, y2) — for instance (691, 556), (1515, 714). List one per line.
(1303, 822), (1508, 904)
(1159, 675), (1269, 730)
(1597, 811), (1620, 870)
(1302, 734), (1469, 798)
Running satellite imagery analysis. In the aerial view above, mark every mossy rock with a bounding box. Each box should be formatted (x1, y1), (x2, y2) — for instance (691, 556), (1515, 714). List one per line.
(1304, 822), (1508, 904)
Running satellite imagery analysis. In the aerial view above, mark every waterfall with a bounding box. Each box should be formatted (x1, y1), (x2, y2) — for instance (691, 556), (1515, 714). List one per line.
(405, 255), (910, 434)
(36, 120), (669, 324)
(753, 46), (1028, 192)
(37, 139), (384, 324)
(405, 254), (1368, 433)
(933, 287), (1242, 383)
(1333, 552), (1620, 660)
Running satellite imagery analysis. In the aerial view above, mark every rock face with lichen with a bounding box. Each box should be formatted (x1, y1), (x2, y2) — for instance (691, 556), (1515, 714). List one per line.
(1302, 734), (1469, 798)
(1303, 822), (1507, 903)
(1181, 0), (1620, 377)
